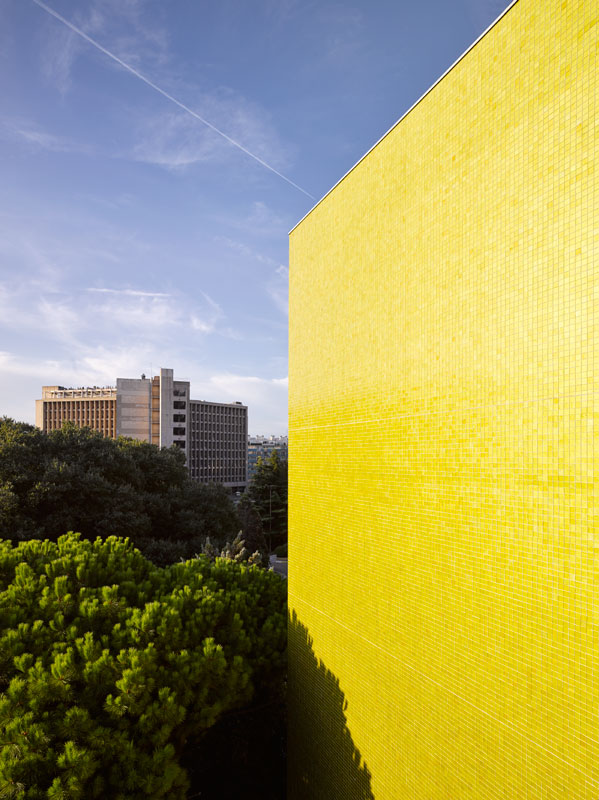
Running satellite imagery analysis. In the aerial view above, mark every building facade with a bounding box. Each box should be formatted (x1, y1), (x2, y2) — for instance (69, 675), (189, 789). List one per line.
(247, 435), (288, 482)
(289, 1), (598, 798)
(115, 369), (190, 454)
(36, 368), (247, 490)
(36, 385), (117, 439)
(188, 400), (247, 490)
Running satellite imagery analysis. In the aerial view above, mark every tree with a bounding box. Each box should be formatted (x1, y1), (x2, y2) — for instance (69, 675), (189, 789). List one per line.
(0, 533), (287, 799)
(236, 494), (269, 564)
(0, 418), (239, 559)
(246, 451), (288, 551)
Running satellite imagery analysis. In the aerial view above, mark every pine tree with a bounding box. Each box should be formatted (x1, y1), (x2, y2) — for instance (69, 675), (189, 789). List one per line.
(0, 534), (286, 799)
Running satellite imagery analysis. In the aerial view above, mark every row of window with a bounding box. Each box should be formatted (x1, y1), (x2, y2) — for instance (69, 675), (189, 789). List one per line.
(190, 473), (246, 479)
(189, 460), (246, 466)
(46, 415), (115, 422)
(190, 423), (245, 429)
(45, 411), (114, 415)
(190, 411), (246, 419)
(188, 453), (246, 459)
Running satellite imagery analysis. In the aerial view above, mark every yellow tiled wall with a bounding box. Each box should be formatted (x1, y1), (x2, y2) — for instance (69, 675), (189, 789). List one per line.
(288, 1), (598, 797)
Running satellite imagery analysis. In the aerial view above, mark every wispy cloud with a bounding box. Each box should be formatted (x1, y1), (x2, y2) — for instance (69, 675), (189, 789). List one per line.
(132, 111), (222, 168)
(0, 350), (68, 379)
(0, 232), (284, 432)
(80, 0), (170, 69)
(267, 265), (289, 316)
(215, 236), (278, 267)
(38, 0), (169, 94)
(229, 200), (291, 238)
(318, 6), (366, 64)
(1, 119), (91, 155)
(39, 16), (83, 94)
(32, 0), (315, 198)
(190, 293), (227, 335)
(0, 215), (150, 286)
(261, 0), (301, 26)
(87, 288), (170, 298)
(131, 91), (292, 175)
(192, 372), (288, 433)
(208, 236), (289, 316)
(246, 201), (288, 232)
(0, 274), (234, 352)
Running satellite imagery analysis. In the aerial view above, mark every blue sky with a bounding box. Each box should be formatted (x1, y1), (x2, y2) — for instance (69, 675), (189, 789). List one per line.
(0, 0), (509, 434)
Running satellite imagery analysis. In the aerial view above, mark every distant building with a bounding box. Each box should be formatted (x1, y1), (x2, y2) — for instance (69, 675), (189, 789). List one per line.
(188, 399), (247, 490)
(36, 384), (118, 439)
(247, 435), (288, 482)
(36, 368), (247, 490)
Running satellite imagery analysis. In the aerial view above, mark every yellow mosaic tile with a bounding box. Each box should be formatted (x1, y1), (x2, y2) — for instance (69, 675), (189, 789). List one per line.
(288, 0), (599, 797)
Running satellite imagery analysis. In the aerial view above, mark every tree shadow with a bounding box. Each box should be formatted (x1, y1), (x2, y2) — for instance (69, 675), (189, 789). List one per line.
(182, 692), (286, 800)
(288, 610), (375, 800)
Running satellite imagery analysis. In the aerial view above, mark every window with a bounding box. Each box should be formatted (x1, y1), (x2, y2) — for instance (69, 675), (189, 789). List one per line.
(173, 427), (186, 436)
(174, 401), (186, 410)
(173, 414), (186, 422)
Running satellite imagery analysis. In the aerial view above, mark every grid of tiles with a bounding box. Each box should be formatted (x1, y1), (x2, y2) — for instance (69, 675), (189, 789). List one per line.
(288, 1), (598, 797)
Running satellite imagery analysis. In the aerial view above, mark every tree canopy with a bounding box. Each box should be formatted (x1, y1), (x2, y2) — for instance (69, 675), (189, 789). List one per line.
(0, 533), (287, 799)
(246, 450), (287, 549)
(0, 418), (238, 552)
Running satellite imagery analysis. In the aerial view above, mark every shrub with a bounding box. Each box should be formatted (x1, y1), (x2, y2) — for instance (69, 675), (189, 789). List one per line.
(274, 543), (288, 558)
(0, 533), (286, 799)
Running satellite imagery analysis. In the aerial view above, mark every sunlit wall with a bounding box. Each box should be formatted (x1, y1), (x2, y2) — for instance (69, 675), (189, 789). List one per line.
(289, 0), (598, 797)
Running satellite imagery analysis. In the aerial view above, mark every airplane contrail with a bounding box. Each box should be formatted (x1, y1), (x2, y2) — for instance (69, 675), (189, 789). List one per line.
(31, 0), (316, 200)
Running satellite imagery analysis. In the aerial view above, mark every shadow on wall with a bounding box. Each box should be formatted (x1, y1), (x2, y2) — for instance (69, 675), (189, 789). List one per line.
(288, 610), (375, 800)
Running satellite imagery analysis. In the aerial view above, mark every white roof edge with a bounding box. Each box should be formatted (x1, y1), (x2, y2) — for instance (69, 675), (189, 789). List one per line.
(289, 0), (520, 235)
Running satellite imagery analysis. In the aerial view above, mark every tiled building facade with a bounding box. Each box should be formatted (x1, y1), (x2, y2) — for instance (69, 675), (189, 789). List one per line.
(289, 1), (598, 798)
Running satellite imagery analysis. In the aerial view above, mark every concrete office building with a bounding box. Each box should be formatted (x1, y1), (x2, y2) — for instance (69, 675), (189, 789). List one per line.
(289, 1), (598, 798)
(114, 369), (190, 455)
(188, 399), (247, 490)
(36, 368), (247, 490)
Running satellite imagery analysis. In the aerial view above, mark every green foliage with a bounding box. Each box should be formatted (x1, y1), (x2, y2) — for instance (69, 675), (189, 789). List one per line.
(246, 451), (288, 549)
(132, 536), (207, 568)
(202, 532), (264, 568)
(273, 543), (288, 558)
(0, 534), (287, 799)
(236, 495), (269, 564)
(0, 418), (239, 549)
